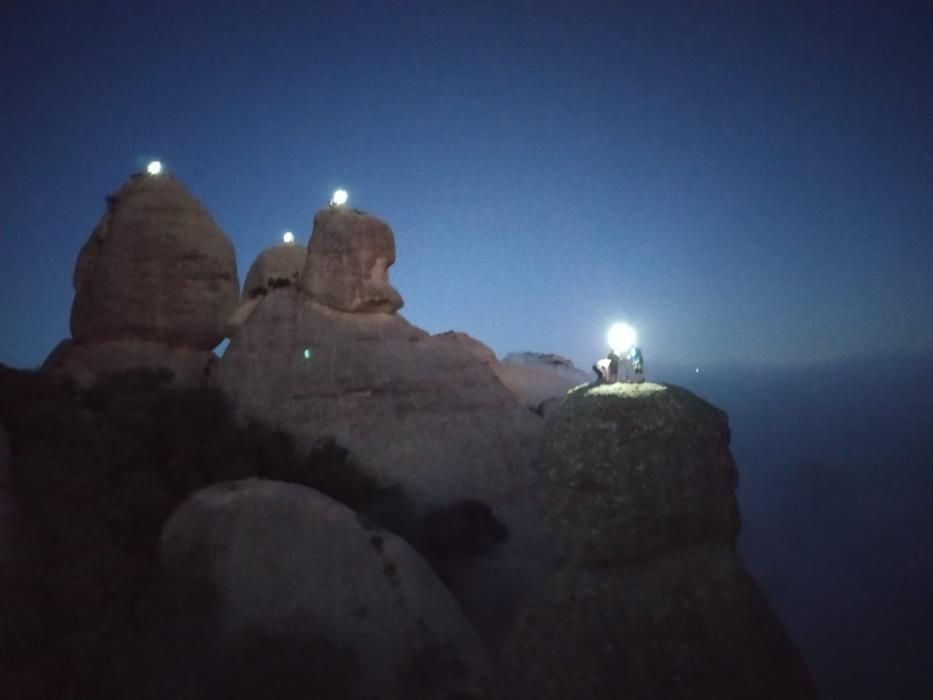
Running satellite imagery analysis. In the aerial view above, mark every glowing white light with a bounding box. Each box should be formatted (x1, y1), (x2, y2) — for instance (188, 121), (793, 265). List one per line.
(146, 160), (163, 175)
(331, 189), (348, 206)
(608, 323), (636, 354)
(283, 231), (295, 244)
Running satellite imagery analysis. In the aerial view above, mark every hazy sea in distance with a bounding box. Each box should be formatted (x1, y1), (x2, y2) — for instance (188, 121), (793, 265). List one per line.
(660, 354), (933, 699)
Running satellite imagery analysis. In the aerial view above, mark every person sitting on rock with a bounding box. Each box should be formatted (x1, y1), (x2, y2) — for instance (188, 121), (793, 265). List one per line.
(592, 357), (611, 384)
(593, 350), (620, 384)
(629, 345), (645, 383)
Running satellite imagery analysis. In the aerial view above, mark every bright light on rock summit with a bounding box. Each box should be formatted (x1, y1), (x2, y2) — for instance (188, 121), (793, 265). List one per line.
(608, 322), (636, 354)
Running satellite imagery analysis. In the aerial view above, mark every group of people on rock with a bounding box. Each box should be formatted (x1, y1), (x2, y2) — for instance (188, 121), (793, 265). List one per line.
(593, 344), (645, 385)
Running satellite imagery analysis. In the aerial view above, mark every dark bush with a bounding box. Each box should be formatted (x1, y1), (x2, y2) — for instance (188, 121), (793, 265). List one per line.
(421, 499), (510, 561)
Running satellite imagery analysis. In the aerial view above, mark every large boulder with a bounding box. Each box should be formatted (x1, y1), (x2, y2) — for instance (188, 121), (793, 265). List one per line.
(70, 173), (239, 349)
(536, 382), (739, 565)
(494, 545), (817, 700)
(217, 289), (542, 509)
(160, 479), (490, 699)
(242, 243), (307, 299)
(497, 352), (590, 410)
(300, 207), (403, 313)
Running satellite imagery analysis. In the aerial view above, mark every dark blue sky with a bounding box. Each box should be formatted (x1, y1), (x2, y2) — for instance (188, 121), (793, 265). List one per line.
(2, 0), (931, 371)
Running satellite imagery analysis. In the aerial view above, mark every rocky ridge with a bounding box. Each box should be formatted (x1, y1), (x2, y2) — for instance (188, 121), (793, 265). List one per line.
(218, 208), (542, 512)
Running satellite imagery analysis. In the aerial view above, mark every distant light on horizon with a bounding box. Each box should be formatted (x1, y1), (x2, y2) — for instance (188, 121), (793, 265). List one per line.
(330, 189), (348, 206)
(146, 160), (163, 175)
(283, 231), (295, 244)
(608, 322), (636, 354)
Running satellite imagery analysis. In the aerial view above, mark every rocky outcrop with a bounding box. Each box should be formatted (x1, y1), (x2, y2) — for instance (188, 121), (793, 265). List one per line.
(537, 383), (739, 565)
(497, 352), (590, 411)
(71, 173), (239, 347)
(161, 479), (490, 699)
(428, 340), (590, 413)
(45, 172), (238, 387)
(300, 207), (403, 313)
(493, 382), (815, 699)
(218, 289), (541, 509)
(495, 545), (817, 699)
(242, 243), (307, 298)
(432, 331), (499, 368)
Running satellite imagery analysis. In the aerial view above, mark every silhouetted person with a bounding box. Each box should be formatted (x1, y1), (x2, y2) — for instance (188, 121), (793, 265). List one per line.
(630, 345), (644, 383)
(607, 350), (620, 383)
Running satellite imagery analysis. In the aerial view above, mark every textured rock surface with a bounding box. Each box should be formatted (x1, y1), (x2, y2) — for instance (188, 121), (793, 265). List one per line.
(70, 173), (239, 349)
(432, 331), (500, 367)
(300, 207), (403, 313)
(41, 338), (214, 389)
(242, 243), (307, 298)
(494, 546), (817, 700)
(498, 352), (590, 410)
(217, 289), (542, 508)
(161, 479), (490, 699)
(536, 382), (739, 565)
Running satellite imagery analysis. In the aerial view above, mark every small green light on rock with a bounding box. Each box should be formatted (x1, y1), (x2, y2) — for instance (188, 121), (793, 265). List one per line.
(303, 348), (312, 360)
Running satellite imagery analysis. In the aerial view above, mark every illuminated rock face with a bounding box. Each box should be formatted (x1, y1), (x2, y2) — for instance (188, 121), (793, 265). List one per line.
(70, 174), (239, 348)
(241, 243), (307, 299)
(161, 479), (490, 699)
(536, 383), (740, 565)
(300, 207), (403, 314)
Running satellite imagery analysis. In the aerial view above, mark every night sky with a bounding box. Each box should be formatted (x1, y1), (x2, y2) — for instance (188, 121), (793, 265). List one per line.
(2, 0), (931, 372)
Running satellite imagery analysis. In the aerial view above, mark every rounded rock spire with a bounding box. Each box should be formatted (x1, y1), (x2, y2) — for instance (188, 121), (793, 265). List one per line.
(70, 173), (239, 350)
(299, 207), (403, 314)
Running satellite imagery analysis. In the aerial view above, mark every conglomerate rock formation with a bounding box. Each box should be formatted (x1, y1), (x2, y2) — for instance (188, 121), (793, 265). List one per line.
(161, 478), (490, 699)
(218, 208), (541, 511)
(300, 207), (403, 313)
(493, 382), (816, 699)
(537, 383), (740, 564)
(241, 242), (307, 299)
(44, 172), (239, 386)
